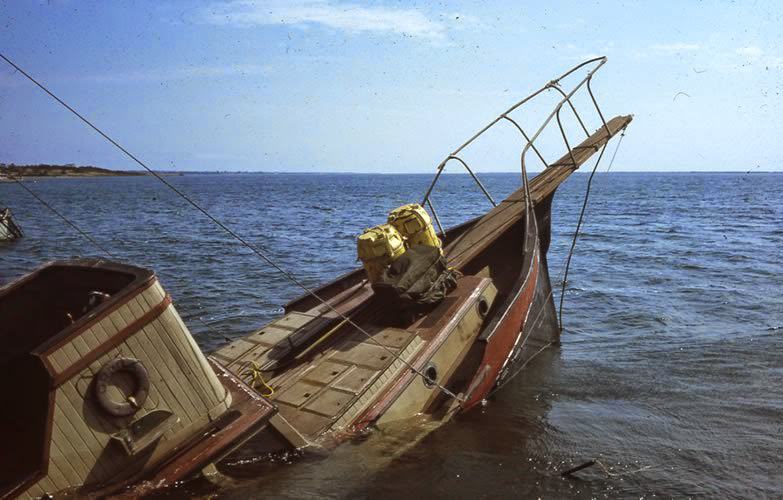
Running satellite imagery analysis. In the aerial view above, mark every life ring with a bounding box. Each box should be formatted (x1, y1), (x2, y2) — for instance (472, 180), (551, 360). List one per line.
(94, 357), (150, 417)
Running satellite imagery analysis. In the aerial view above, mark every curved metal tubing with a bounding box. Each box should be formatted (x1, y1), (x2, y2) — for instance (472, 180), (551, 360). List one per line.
(548, 84), (590, 138)
(422, 165), (445, 205)
(587, 76), (610, 136)
(450, 56), (605, 160)
(555, 107), (578, 169)
(423, 56), (608, 204)
(519, 148), (533, 211)
(552, 55), (608, 82)
(515, 62), (607, 180)
(447, 155), (497, 207)
(501, 115), (548, 168)
(426, 197), (445, 237)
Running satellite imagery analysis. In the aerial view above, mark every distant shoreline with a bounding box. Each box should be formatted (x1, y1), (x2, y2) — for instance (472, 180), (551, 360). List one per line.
(0, 164), (144, 178)
(0, 163), (779, 178)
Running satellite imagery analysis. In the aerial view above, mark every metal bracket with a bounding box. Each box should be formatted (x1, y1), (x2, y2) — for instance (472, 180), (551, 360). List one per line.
(110, 409), (179, 455)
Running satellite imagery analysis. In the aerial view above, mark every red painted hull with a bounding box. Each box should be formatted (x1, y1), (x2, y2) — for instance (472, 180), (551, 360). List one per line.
(461, 246), (540, 411)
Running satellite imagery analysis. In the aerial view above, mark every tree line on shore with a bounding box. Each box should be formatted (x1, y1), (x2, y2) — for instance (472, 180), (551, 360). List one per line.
(0, 163), (141, 177)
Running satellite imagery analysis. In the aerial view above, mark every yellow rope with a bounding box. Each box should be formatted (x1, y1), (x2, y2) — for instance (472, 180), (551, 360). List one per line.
(243, 361), (275, 397)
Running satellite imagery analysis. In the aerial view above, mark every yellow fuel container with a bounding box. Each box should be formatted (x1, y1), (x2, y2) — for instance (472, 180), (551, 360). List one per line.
(357, 223), (406, 283)
(388, 203), (442, 251)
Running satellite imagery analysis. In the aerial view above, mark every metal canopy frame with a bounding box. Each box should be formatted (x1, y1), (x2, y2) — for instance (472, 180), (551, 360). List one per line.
(421, 57), (612, 233)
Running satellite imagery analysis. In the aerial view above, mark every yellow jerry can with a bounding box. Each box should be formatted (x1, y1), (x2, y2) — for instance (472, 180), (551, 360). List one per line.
(388, 203), (442, 251)
(357, 223), (406, 283)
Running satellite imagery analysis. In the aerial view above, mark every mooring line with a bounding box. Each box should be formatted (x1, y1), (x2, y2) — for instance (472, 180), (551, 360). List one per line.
(557, 142), (609, 329)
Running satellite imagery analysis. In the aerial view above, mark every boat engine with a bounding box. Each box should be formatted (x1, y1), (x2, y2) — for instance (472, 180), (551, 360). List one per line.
(357, 204), (456, 308)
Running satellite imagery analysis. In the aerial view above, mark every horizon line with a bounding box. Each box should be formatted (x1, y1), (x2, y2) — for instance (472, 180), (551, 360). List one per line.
(2, 164), (779, 175)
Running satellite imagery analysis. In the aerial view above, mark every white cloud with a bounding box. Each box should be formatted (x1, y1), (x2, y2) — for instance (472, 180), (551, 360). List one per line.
(767, 56), (783, 69)
(735, 46), (763, 58)
(650, 43), (701, 52)
(695, 46), (781, 73)
(195, 0), (447, 40)
(557, 18), (587, 31)
(727, 47), (781, 72)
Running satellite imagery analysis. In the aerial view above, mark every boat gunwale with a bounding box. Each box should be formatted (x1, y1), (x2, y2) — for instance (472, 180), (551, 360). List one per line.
(349, 277), (495, 429)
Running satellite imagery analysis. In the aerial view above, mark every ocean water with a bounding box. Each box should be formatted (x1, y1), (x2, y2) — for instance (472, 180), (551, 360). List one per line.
(1, 172), (781, 498)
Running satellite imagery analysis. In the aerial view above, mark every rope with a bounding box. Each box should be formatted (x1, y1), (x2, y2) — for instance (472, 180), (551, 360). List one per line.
(605, 129), (626, 173)
(0, 52), (462, 403)
(4, 173), (114, 257)
(557, 142), (608, 330)
(558, 126), (626, 330)
(243, 361), (275, 397)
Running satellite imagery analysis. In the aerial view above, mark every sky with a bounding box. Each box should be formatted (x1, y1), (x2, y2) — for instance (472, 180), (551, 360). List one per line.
(0, 0), (781, 173)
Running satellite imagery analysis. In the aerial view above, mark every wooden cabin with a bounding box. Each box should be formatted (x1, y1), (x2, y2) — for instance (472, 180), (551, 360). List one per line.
(0, 260), (276, 498)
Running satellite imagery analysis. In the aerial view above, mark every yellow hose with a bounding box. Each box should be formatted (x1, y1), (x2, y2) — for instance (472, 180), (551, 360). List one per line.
(243, 361), (275, 397)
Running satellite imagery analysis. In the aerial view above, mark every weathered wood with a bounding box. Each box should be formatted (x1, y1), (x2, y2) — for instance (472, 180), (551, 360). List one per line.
(0, 260), (274, 499)
(114, 359), (276, 498)
(216, 276), (498, 442)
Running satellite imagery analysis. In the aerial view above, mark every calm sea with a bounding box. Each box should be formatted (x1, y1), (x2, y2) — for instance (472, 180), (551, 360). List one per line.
(1, 172), (781, 498)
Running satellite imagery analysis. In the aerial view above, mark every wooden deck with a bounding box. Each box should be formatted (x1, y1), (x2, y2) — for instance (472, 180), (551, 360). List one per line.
(214, 276), (497, 441)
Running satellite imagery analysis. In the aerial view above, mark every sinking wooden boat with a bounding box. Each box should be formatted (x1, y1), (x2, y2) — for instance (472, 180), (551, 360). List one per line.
(213, 115), (632, 457)
(0, 208), (23, 240)
(0, 57), (631, 497)
(211, 59), (632, 455)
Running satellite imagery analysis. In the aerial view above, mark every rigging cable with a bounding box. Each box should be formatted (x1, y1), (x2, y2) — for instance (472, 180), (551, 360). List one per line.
(557, 127), (627, 331)
(0, 52), (462, 402)
(605, 128), (626, 174)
